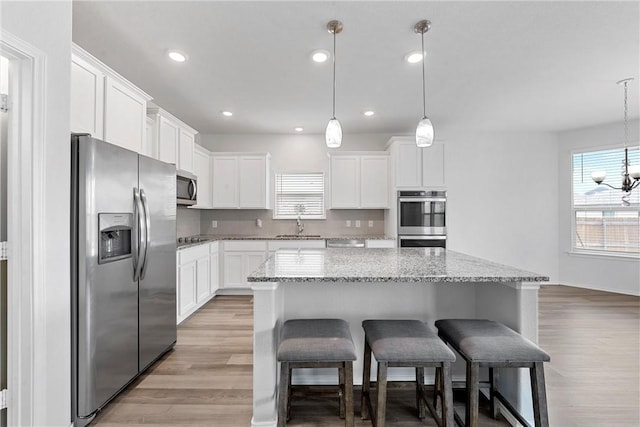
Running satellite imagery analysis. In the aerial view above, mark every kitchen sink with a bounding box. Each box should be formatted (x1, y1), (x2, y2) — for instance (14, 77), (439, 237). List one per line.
(275, 234), (322, 238)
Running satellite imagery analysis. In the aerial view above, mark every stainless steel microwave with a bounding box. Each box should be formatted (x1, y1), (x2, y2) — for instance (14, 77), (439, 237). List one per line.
(176, 170), (197, 205)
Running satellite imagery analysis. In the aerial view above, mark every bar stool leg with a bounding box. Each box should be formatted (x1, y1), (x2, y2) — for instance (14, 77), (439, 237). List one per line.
(376, 361), (388, 427)
(416, 367), (426, 419)
(466, 362), (480, 427)
(286, 365), (292, 421)
(434, 366), (442, 413)
(442, 362), (454, 427)
(530, 362), (549, 427)
(344, 361), (354, 427)
(339, 366), (346, 419)
(361, 341), (372, 420)
(278, 362), (290, 427)
(489, 367), (500, 419)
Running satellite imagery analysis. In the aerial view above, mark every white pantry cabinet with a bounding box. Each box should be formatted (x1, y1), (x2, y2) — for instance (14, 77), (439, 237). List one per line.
(177, 242), (218, 324)
(386, 137), (445, 188)
(211, 153), (271, 209)
(330, 153), (390, 209)
(71, 44), (152, 155)
(147, 107), (198, 173)
(192, 145), (212, 209)
(221, 241), (267, 289)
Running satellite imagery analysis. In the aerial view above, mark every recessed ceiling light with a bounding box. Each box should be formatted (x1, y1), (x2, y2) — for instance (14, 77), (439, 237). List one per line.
(167, 50), (188, 63)
(222, 111), (233, 117)
(294, 127), (304, 132)
(363, 110), (375, 117)
(311, 49), (330, 63)
(404, 51), (424, 64)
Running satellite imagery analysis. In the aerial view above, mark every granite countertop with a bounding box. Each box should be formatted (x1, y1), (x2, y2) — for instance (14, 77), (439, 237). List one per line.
(177, 234), (395, 250)
(247, 248), (550, 283)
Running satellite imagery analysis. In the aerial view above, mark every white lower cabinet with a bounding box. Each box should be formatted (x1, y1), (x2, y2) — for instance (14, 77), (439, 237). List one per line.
(222, 241), (268, 289)
(177, 242), (218, 324)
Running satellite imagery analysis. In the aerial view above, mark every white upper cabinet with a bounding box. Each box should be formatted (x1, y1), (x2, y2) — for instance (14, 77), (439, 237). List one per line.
(211, 153), (270, 209)
(387, 137), (445, 188)
(330, 153), (390, 209)
(211, 155), (238, 208)
(147, 107), (198, 173)
(193, 145), (212, 209)
(360, 155), (390, 208)
(71, 44), (152, 155)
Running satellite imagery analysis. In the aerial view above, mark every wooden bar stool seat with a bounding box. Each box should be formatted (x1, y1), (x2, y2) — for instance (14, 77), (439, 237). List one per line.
(277, 318), (357, 427)
(435, 319), (551, 427)
(361, 319), (456, 427)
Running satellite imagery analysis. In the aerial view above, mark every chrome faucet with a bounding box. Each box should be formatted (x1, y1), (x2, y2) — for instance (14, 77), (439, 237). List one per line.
(296, 215), (305, 235)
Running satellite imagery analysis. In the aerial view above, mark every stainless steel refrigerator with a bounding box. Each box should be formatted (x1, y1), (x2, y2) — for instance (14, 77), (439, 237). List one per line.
(71, 134), (177, 427)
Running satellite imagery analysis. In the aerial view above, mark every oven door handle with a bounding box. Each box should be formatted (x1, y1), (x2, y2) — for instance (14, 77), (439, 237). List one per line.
(398, 197), (447, 203)
(399, 235), (447, 240)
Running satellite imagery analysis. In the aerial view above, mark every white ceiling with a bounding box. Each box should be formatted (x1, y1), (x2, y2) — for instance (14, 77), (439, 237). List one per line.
(72, 1), (639, 137)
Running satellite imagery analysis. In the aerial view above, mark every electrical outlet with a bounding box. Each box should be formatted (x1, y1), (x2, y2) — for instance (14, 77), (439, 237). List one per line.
(355, 220), (361, 228)
(368, 220), (374, 228)
(346, 220), (351, 227)
(256, 219), (263, 228)
(211, 220), (218, 228)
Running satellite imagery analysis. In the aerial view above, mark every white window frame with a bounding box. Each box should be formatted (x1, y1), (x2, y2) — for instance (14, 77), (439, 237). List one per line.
(570, 144), (640, 258)
(273, 171), (326, 220)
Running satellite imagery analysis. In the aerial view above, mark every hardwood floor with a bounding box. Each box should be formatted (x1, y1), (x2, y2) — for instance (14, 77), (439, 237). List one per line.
(93, 286), (640, 426)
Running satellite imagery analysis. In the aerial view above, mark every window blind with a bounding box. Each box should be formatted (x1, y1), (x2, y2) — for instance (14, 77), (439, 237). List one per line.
(572, 147), (640, 254)
(274, 172), (325, 219)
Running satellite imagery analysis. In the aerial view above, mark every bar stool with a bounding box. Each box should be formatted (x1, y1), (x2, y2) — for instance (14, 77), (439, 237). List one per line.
(435, 319), (551, 427)
(277, 318), (357, 427)
(361, 319), (456, 427)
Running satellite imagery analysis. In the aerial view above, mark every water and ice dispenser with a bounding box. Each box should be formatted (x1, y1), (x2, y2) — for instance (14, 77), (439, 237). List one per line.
(98, 213), (133, 264)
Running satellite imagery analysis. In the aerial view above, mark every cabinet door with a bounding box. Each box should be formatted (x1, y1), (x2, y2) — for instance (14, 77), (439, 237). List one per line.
(421, 142), (445, 187)
(331, 156), (359, 208)
(158, 116), (179, 165)
(395, 143), (422, 187)
(193, 148), (211, 208)
(223, 252), (244, 288)
(239, 156), (267, 208)
(196, 256), (211, 304)
(71, 55), (104, 137)
(210, 252), (219, 295)
(104, 76), (147, 154)
(244, 252), (267, 286)
(178, 261), (197, 322)
(212, 156), (238, 208)
(360, 156), (389, 208)
(179, 129), (195, 173)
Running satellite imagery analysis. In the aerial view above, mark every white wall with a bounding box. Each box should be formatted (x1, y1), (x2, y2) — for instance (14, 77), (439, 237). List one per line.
(444, 131), (560, 281)
(1, 1), (72, 425)
(558, 119), (640, 296)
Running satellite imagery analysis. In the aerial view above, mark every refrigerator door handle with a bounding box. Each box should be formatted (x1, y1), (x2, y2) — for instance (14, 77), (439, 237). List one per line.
(139, 188), (151, 280)
(133, 187), (145, 281)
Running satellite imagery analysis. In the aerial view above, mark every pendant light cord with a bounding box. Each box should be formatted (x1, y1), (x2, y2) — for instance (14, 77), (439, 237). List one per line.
(421, 29), (426, 119)
(332, 29), (337, 120)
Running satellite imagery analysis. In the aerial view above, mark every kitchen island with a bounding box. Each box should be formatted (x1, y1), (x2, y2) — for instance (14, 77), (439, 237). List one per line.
(248, 248), (549, 427)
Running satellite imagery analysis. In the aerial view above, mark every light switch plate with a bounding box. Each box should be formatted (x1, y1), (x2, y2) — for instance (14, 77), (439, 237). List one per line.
(368, 220), (374, 227)
(211, 220), (218, 228)
(355, 220), (361, 228)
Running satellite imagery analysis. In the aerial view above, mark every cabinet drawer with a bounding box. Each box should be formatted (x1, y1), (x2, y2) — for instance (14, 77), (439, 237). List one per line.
(267, 240), (326, 251)
(223, 240), (267, 251)
(178, 243), (210, 264)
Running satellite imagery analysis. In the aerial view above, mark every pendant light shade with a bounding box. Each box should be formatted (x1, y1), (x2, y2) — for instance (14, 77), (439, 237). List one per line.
(326, 20), (343, 148)
(414, 20), (434, 148)
(416, 117), (434, 147)
(326, 118), (342, 148)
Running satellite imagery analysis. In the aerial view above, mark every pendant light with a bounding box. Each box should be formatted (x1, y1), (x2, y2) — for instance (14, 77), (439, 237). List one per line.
(414, 20), (434, 148)
(591, 78), (640, 205)
(325, 20), (343, 148)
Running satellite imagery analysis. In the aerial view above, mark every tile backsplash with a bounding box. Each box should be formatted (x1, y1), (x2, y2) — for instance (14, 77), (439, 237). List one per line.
(177, 207), (202, 237)
(195, 209), (386, 236)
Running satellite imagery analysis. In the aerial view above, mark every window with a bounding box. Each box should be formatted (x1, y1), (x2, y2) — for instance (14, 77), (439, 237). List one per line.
(274, 172), (325, 219)
(572, 147), (640, 255)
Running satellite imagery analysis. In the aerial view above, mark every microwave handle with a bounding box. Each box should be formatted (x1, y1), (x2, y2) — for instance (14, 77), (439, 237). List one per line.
(188, 179), (197, 200)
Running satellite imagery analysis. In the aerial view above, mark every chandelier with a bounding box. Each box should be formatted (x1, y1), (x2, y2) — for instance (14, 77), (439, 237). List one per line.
(591, 78), (640, 205)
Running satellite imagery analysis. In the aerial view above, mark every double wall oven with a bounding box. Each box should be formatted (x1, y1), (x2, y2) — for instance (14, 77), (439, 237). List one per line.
(397, 190), (447, 248)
